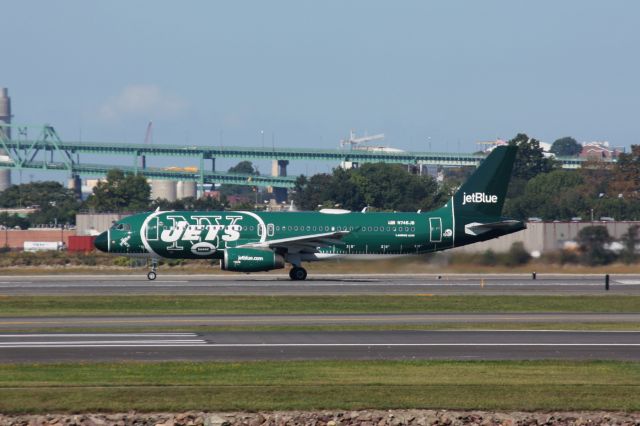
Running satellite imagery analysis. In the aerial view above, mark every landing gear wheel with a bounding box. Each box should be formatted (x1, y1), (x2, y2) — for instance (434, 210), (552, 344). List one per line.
(147, 258), (158, 281)
(289, 266), (307, 281)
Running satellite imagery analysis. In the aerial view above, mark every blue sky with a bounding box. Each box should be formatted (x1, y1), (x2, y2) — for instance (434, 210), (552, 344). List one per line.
(2, 1), (639, 176)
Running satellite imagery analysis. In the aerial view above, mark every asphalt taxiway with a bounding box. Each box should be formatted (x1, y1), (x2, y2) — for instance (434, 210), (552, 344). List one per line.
(0, 273), (638, 295)
(1, 330), (638, 362)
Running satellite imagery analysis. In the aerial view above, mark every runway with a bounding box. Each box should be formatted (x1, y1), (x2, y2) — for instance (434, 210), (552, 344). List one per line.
(0, 273), (637, 295)
(1, 313), (639, 330)
(0, 330), (638, 362)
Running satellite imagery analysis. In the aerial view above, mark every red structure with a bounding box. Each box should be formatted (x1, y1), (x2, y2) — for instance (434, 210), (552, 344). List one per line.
(67, 236), (96, 252)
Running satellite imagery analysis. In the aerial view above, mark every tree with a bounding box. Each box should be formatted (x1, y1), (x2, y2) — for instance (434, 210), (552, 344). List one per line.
(0, 181), (78, 208)
(293, 164), (446, 212)
(150, 195), (228, 211)
(609, 145), (640, 199)
(550, 137), (582, 157)
(507, 133), (557, 198)
(228, 161), (259, 175)
(576, 225), (616, 266)
(620, 224), (640, 264)
(503, 170), (587, 220)
(0, 181), (81, 225)
(505, 242), (531, 266)
(85, 169), (151, 212)
(220, 161), (260, 197)
(0, 212), (29, 229)
(292, 174), (334, 211)
(349, 163), (444, 212)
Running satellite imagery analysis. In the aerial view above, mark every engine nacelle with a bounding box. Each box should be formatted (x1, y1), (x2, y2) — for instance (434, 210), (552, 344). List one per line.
(221, 248), (285, 272)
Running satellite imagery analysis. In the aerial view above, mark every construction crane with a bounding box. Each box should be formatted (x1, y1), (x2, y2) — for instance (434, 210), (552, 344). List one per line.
(340, 130), (385, 150)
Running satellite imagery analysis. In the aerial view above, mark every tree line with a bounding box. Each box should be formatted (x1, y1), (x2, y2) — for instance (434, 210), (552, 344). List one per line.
(1, 134), (638, 229)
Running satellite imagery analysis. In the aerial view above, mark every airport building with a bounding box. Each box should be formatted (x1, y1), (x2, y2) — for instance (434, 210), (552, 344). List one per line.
(452, 220), (640, 255)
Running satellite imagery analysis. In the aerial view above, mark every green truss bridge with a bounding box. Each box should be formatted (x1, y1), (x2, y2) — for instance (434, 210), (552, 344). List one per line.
(0, 124), (597, 189)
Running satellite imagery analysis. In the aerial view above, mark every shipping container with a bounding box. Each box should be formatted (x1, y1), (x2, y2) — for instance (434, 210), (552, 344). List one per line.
(67, 235), (96, 252)
(24, 241), (64, 252)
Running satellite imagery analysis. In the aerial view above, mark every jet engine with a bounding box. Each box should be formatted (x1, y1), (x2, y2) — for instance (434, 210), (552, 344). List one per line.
(221, 248), (285, 272)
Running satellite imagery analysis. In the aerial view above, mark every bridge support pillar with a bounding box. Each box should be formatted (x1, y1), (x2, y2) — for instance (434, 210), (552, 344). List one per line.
(270, 159), (289, 204)
(68, 174), (82, 199)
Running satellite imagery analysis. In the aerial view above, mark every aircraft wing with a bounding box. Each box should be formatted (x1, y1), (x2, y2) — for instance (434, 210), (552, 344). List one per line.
(464, 220), (524, 236)
(238, 230), (351, 252)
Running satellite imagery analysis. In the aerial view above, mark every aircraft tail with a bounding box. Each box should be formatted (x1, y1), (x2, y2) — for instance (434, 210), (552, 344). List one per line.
(452, 145), (517, 218)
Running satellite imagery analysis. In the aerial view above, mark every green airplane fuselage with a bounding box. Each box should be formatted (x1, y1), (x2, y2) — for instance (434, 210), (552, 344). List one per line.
(94, 146), (526, 278)
(104, 209), (422, 258)
(98, 205), (524, 259)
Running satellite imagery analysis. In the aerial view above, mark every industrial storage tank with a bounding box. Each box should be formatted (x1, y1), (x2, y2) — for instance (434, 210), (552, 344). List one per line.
(150, 180), (177, 201)
(0, 88), (12, 191)
(177, 181), (197, 199)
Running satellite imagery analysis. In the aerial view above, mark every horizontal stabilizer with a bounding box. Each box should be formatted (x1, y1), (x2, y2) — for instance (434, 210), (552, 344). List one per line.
(464, 220), (524, 236)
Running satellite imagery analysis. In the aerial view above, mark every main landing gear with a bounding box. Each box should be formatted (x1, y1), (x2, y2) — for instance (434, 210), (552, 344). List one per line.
(147, 259), (158, 281)
(289, 266), (307, 281)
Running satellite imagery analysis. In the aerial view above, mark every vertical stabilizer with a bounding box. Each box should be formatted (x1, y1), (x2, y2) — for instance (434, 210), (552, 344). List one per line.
(453, 146), (517, 218)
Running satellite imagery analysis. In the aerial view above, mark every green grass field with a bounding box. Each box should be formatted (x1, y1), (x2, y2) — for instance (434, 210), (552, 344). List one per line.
(4, 322), (640, 334)
(0, 360), (638, 413)
(0, 295), (638, 316)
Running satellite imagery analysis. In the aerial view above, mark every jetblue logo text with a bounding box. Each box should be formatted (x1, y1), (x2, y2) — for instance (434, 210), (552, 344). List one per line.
(462, 192), (498, 205)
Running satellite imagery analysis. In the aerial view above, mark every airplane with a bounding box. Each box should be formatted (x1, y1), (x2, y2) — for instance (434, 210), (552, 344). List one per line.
(94, 145), (525, 281)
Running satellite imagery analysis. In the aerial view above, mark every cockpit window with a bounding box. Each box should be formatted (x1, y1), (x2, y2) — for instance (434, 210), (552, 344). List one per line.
(111, 223), (131, 231)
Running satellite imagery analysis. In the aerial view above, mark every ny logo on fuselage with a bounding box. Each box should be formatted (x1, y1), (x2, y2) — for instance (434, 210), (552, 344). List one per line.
(157, 214), (244, 251)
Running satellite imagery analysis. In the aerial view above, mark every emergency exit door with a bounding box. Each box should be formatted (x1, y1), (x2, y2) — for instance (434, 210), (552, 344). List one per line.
(429, 217), (442, 242)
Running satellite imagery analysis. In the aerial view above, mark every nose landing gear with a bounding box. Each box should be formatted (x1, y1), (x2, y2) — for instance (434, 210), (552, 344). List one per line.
(147, 259), (158, 281)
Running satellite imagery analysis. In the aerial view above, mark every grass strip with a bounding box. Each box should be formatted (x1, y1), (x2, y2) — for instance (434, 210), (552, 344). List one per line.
(0, 295), (639, 316)
(3, 322), (640, 334)
(0, 360), (638, 412)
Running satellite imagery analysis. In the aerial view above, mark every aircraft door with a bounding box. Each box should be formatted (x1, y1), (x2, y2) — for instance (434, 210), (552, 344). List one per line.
(267, 223), (274, 237)
(429, 217), (442, 243)
(145, 216), (159, 241)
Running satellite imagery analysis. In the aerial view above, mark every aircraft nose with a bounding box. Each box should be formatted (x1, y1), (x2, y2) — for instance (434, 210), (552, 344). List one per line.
(94, 232), (108, 252)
